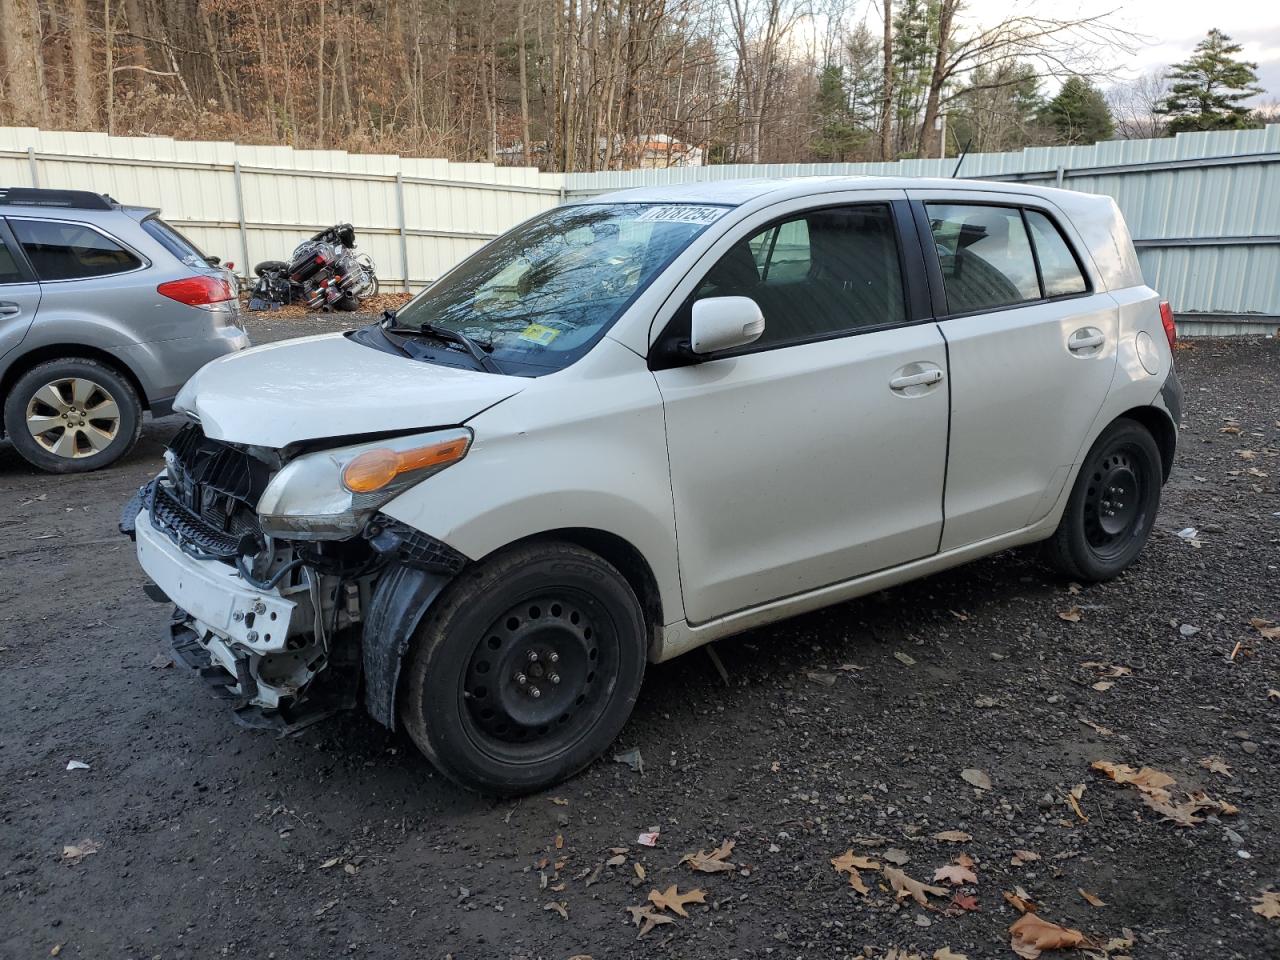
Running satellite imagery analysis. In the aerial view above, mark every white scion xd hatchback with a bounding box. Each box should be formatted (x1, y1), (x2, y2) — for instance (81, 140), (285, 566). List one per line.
(124, 177), (1181, 794)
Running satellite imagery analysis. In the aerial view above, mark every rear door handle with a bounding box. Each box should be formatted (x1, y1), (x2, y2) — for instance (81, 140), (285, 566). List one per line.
(0, 302), (21, 318)
(1068, 328), (1105, 352)
(890, 369), (944, 390)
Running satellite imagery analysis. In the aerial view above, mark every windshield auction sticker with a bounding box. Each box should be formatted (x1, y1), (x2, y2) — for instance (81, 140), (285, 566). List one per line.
(636, 205), (727, 226)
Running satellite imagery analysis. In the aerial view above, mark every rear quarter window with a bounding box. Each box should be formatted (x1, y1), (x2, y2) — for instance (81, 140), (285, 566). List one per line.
(11, 219), (142, 281)
(142, 217), (208, 267)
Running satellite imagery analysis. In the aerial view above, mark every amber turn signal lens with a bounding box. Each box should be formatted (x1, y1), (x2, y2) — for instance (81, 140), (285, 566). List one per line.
(341, 436), (471, 493)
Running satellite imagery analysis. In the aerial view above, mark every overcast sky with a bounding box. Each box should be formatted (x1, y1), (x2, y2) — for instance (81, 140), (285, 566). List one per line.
(961, 0), (1280, 100)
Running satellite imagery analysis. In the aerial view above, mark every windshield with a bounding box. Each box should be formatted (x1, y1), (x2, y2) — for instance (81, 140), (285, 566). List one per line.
(389, 202), (726, 375)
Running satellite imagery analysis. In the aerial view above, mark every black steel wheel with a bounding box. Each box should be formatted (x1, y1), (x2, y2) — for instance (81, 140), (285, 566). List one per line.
(1044, 418), (1163, 581)
(398, 541), (646, 795)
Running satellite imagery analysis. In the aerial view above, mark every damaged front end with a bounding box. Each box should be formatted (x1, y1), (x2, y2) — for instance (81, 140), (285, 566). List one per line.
(121, 421), (469, 733)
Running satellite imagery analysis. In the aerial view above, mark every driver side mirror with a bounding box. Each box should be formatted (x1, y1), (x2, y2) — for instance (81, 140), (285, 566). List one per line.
(690, 296), (765, 355)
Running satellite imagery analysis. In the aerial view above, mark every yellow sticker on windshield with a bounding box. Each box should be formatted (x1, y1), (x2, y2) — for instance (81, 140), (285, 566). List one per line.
(519, 323), (560, 346)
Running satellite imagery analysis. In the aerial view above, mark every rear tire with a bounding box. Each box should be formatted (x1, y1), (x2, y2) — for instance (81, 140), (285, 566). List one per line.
(253, 260), (288, 277)
(3, 358), (142, 473)
(399, 541), (647, 795)
(1043, 418), (1162, 581)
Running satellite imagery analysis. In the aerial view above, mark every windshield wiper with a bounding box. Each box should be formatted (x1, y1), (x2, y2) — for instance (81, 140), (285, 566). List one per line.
(379, 310), (504, 374)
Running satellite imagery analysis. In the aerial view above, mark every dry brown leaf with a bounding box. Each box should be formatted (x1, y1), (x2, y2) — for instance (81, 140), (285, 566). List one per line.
(934, 862), (978, 886)
(647, 884), (706, 918)
(1009, 912), (1087, 959)
(883, 866), (948, 907)
(1011, 850), (1040, 867)
(953, 852), (975, 868)
(543, 901), (568, 920)
(1252, 890), (1280, 920)
(1058, 607), (1082, 623)
(1078, 888), (1106, 907)
(932, 830), (972, 843)
(634, 862), (645, 881)
(1064, 785), (1088, 822)
(680, 839), (736, 874)
(1249, 618), (1280, 640)
(951, 892), (981, 912)
(1003, 888), (1038, 914)
(62, 839), (100, 864)
(885, 950), (924, 960)
(933, 949), (968, 960)
(1138, 791), (1202, 827)
(1199, 755), (1233, 778)
(830, 850), (879, 895)
(625, 904), (676, 938)
(883, 847), (911, 864)
(1090, 761), (1175, 793)
(961, 768), (992, 790)
(605, 853), (626, 867)
(1091, 680), (1114, 692)
(554, 833), (564, 849)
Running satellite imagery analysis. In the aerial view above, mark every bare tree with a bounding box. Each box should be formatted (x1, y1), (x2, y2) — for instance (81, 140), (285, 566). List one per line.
(1107, 72), (1169, 139)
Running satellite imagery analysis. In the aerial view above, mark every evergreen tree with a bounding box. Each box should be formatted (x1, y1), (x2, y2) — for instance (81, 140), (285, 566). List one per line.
(948, 61), (1045, 153)
(812, 65), (864, 161)
(1041, 77), (1115, 145)
(1157, 29), (1263, 133)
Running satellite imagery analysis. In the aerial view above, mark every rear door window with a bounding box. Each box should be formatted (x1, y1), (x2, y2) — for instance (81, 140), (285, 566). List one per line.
(927, 204), (1039, 314)
(142, 216), (208, 268)
(11, 219), (142, 281)
(0, 234), (24, 284)
(1025, 210), (1088, 297)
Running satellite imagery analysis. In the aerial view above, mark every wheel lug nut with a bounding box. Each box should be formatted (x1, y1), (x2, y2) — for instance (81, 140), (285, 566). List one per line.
(549, 673), (560, 685)
(514, 672), (527, 685)
(529, 686), (542, 698)
(527, 650), (538, 663)
(548, 652), (559, 663)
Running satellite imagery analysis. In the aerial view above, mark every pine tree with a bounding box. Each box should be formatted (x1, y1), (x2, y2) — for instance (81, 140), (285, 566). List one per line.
(1157, 29), (1263, 133)
(1041, 77), (1114, 145)
(812, 66), (863, 161)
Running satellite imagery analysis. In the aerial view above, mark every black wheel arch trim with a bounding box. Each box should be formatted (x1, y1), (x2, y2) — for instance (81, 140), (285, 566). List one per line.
(362, 562), (455, 729)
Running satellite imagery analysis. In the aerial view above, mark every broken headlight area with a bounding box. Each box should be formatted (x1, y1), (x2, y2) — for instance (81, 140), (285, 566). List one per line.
(126, 421), (469, 732)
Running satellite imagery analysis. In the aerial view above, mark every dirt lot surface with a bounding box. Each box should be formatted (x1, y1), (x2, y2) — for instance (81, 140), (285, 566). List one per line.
(2, 319), (1278, 960)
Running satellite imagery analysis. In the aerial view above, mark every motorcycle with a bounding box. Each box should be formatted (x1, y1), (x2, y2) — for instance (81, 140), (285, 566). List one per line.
(247, 223), (378, 311)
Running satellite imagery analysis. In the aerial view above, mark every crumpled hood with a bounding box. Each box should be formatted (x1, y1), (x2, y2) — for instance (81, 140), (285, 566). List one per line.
(174, 332), (525, 447)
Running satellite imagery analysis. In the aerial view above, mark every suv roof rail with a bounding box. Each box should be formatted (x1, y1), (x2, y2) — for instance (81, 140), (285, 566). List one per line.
(0, 187), (117, 210)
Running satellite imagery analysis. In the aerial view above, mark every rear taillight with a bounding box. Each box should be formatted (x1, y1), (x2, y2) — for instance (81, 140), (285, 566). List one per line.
(157, 275), (234, 309)
(1158, 300), (1176, 349)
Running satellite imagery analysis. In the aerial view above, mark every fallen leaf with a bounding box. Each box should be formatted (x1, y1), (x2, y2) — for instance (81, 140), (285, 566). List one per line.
(806, 670), (838, 686)
(934, 862), (978, 886)
(1091, 680), (1114, 692)
(626, 904), (676, 938)
(1252, 890), (1280, 919)
(1220, 424), (1242, 434)
(544, 900), (568, 920)
(883, 847), (911, 865)
(634, 862), (645, 881)
(1249, 618), (1280, 640)
(1003, 888), (1037, 913)
(951, 892), (980, 912)
(1064, 784), (1088, 822)
(1057, 607), (1082, 623)
(1078, 718), (1113, 736)
(932, 830), (972, 843)
(1090, 761), (1175, 793)
(62, 839), (100, 864)
(894, 651), (917, 666)
(883, 866), (948, 907)
(961, 768), (992, 790)
(1009, 912), (1086, 959)
(953, 852), (975, 868)
(1078, 888), (1106, 907)
(605, 854), (626, 867)
(647, 884), (706, 918)
(1010, 850), (1040, 867)
(319, 857), (341, 869)
(1139, 792), (1203, 827)
(1199, 756), (1233, 778)
(554, 834), (564, 849)
(934, 949), (968, 960)
(551, 797), (569, 805)
(680, 838), (736, 873)
(831, 850), (880, 894)
(885, 950), (924, 960)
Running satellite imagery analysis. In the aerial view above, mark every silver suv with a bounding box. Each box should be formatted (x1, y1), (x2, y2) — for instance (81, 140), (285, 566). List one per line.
(0, 187), (249, 473)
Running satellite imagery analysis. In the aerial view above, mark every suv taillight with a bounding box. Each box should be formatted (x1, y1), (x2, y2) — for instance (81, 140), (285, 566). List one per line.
(1158, 300), (1176, 349)
(158, 275), (234, 309)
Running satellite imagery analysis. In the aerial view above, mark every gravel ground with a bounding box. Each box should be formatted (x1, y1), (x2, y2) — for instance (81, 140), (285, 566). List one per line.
(1, 318), (1277, 960)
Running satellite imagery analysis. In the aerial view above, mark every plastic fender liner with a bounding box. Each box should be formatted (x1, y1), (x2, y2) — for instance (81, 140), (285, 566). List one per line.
(362, 563), (453, 729)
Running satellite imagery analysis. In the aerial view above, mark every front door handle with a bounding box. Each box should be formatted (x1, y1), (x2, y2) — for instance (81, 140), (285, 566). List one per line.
(890, 369), (944, 390)
(0, 302), (21, 318)
(1068, 328), (1105, 353)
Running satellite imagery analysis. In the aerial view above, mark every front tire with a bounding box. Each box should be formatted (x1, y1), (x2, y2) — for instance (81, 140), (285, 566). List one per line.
(1043, 418), (1163, 581)
(399, 541), (647, 795)
(3, 359), (143, 473)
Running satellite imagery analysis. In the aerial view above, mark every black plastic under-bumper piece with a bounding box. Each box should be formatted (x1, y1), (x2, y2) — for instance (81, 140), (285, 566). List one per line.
(169, 617), (355, 737)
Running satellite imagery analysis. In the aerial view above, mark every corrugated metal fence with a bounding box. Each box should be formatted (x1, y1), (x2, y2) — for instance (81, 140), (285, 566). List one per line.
(3, 125), (1279, 332)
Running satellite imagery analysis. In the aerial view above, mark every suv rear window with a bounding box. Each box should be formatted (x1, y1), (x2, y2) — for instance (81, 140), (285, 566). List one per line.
(142, 216), (207, 268)
(11, 219), (142, 281)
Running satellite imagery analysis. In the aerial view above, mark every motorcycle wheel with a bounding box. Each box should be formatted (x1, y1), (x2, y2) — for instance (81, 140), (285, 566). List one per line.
(254, 260), (289, 277)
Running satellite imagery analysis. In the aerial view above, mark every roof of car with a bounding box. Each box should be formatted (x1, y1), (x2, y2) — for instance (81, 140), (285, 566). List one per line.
(583, 175), (1089, 208)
